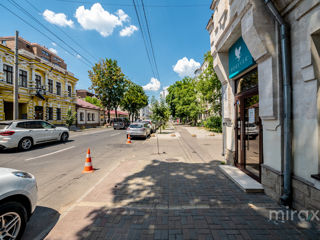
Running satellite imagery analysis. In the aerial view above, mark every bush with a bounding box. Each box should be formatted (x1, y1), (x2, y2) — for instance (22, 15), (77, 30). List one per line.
(203, 116), (222, 133)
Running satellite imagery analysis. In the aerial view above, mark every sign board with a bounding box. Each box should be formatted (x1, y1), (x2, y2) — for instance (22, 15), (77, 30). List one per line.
(248, 108), (255, 123)
(229, 37), (255, 79)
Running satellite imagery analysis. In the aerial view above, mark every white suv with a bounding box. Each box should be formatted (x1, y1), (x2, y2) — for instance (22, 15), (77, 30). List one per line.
(0, 168), (38, 240)
(0, 120), (69, 151)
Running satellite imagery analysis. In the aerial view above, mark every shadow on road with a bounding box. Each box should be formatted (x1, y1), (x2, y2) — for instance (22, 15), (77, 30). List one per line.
(72, 160), (319, 239)
(23, 206), (60, 240)
(0, 140), (74, 154)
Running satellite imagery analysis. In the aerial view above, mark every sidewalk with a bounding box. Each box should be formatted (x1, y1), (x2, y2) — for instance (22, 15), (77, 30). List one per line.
(45, 125), (319, 240)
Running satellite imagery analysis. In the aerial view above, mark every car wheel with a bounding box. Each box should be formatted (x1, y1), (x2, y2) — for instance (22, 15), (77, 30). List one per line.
(60, 132), (69, 142)
(0, 201), (27, 240)
(18, 138), (33, 151)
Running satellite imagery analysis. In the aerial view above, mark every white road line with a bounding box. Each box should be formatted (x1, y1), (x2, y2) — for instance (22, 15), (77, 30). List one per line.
(25, 146), (75, 161)
(110, 133), (120, 137)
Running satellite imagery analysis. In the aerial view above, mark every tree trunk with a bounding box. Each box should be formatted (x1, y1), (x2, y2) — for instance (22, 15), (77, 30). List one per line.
(115, 108), (118, 118)
(107, 109), (110, 124)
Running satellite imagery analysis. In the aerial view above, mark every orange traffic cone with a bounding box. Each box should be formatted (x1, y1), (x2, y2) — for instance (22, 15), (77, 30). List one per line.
(82, 148), (94, 173)
(126, 134), (132, 144)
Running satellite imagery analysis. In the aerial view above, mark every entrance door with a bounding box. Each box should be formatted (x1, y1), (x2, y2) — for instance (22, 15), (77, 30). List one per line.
(35, 106), (43, 120)
(235, 90), (262, 181)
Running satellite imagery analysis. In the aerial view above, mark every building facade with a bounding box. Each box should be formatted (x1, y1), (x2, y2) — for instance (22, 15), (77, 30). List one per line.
(76, 98), (101, 128)
(0, 36), (78, 125)
(207, 0), (320, 210)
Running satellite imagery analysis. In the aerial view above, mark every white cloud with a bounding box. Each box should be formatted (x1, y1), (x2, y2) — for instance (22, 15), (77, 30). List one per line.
(49, 48), (58, 55)
(75, 3), (129, 37)
(51, 42), (57, 47)
(43, 9), (74, 27)
(173, 57), (201, 78)
(76, 54), (82, 59)
(143, 78), (160, 91)
(119, 25), (138, 37)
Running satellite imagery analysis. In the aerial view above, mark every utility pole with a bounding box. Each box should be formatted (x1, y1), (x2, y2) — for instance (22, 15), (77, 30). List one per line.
(13, 30), (19, 120)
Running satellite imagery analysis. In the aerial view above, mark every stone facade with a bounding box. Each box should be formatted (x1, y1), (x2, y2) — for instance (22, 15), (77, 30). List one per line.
(207, 0), (320, 209)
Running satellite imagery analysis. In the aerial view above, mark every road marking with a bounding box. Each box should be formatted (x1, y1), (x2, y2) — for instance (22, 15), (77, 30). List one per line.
(71, 129), (112, 138)
(110, 133), (120, 137)
(25, 146), (75, 161)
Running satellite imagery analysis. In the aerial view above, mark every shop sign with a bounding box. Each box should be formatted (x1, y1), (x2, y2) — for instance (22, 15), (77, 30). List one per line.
(229, 37), (255, 79)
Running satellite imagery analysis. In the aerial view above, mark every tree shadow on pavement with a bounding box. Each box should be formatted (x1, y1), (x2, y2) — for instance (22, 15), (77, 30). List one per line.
(75, 160), (320, 240)
(23, 206), (60, 240)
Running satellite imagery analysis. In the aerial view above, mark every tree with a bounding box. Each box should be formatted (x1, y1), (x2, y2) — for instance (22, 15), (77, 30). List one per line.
(84, 96), (103, 108)
(88, 58), (127, 123)
(150, 98), (170, 133)
(65, 108), (76, 129)
(121, 82), (148, 121)
(197, 51), (222, 116)
(166, 77), (201, 125)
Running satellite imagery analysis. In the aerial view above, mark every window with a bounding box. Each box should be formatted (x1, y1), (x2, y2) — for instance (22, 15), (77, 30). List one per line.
(35, 75), (41, 89)
(54, 57), (61, 62)
(92, 113), (95, 121)
(80, 112), (84, 121)
(26, 44), (31, 49)
(3, 64), (13, 84)
(47, 107), (53, 120)
(87, 113), (90, 121)
(42, 50), (50, 57)
(42, 56), (50, 62)
(56, 82), (61, 96)
(30, 121), (44, 129)
(19, 70), (27, 87)
(41, 121), (55, 129)
(56, 108), (61, 120)
(48, 79), (53, 93)
(1, 40), (6, 46)
(68, 85), (72, 97)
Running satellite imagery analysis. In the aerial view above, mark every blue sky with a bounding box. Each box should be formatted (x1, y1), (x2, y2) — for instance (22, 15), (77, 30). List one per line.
(0, 0), (212, 98)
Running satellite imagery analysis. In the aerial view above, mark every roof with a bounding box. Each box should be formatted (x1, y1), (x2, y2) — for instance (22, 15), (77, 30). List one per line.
(76, 98), (101, 110)
(105, 110), (128, 116)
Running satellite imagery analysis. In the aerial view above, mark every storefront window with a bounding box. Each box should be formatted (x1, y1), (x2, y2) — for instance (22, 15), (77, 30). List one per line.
(236, 69), (258, 94)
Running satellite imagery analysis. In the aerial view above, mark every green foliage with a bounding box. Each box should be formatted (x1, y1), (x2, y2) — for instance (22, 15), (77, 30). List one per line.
(120, 81), (148, 121)
(197, 51), (222, 116)
(166, 77), (201, 124)
(88, 58), (127, 122)
(84, 96), (103, 108)
(150, 98), (170, 128)
(203, 116), (222, 133)
(65, 108), (76, 128)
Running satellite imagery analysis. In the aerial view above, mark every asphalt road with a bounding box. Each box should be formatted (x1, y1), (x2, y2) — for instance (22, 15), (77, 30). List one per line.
(0, 128), (138, 240)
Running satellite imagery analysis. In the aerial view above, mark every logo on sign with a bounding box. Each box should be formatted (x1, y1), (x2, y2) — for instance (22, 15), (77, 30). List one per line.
(235, 46), (241, 60)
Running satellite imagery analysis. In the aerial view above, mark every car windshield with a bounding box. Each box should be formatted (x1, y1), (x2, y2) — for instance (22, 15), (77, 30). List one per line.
(129, 124), (143, 128)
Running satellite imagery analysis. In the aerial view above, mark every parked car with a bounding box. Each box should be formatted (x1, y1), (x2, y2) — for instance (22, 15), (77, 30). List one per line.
(237, 121), (259, 139)
(142, 120), (155, 133)
(126, 122), (151, 139)
(112, 118), (130, 130)
(0, 168), (38, 240)
(0, 120), (69, 151)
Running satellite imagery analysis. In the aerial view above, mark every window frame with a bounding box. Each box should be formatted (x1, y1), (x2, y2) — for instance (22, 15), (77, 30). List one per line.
(3, 64), (13, 84)
(35, 74), (42, 89)
(56, 108), (61, 120)
(19, 69), (28, 88)
(56, 82), (61, 96)
(48, 79), (53, 93)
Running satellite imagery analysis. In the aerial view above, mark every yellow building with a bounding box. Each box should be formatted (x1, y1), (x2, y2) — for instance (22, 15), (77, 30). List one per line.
(0, 36), (78, 124)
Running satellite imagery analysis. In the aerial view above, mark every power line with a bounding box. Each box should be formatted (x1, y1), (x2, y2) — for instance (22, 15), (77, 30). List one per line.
(141, 0), (160, 81)
(24, 0), (97, 63)
(8, 0), (94, 66)
(0, 3), (92, 68)
(132, 0), (157, 78)
(53, 0), (209, 8)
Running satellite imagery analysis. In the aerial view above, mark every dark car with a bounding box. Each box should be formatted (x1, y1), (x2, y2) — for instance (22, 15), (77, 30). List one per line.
(113, 118), (130, 130)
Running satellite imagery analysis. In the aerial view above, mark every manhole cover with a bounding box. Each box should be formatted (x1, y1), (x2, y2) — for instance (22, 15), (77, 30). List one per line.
(166, 158), (179, 162)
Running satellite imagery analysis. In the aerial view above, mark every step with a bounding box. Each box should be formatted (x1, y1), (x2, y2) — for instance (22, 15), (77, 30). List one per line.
(219, 165), (264, 193)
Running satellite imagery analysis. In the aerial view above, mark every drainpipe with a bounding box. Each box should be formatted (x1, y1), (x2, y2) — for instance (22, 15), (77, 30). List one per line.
(264, 0), (292, 206)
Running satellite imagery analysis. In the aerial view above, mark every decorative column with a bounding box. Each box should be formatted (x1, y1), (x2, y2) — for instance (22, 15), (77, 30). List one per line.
(0, 54), (4, 81)
(29, 65), (36, 93)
